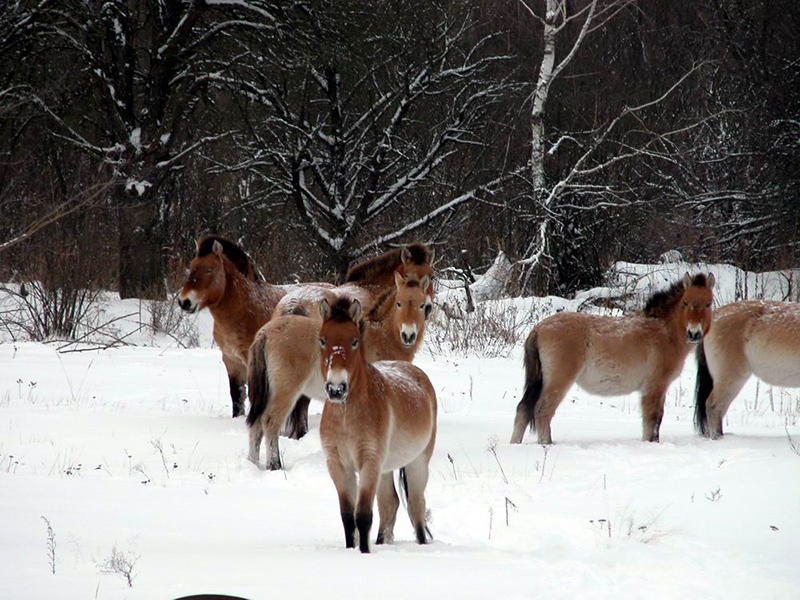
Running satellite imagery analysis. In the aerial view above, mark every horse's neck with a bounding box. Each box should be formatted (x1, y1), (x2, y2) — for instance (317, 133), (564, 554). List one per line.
(347, 358), (374, 405)
(663, 310), (691, 356)
(212, 265), (281, 329)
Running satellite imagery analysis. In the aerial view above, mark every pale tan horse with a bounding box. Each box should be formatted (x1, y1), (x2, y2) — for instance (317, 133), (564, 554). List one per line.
(246, 273), (432, 470)
(318, 296), (437, 553)
(176, 235), (324, 432)
(695, 300), (800, 438)
(511, 273), (716, 445)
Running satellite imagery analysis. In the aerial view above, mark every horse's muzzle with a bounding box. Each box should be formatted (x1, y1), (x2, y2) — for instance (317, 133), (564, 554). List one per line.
(325, 382), (348, 404)
(401, 331), (417, 346)
(178, 297), (196, 314)
(686, 330), (703, 345)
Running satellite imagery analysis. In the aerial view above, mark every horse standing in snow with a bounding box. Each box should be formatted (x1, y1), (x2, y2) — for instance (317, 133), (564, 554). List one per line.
(246, 272), (433, 470)
(695, 300), (800, 438)
(511, 273), (716, 445)
(317, 297), (437, 553)
(176, 235), (324, 432)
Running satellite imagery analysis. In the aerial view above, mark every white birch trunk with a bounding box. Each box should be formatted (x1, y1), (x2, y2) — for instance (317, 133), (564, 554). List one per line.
(530, 0), (558, 195)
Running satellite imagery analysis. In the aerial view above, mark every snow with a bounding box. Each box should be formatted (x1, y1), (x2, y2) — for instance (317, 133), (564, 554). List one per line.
(1, 265), (799, 599)
(128, 128), (142, 153)
(124, 179), (151, 197)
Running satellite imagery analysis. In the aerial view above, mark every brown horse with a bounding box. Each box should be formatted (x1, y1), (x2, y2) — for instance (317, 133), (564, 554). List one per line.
(695, 300), (800, 438)
(246, 273), (432, 470)
(346, 243), (435, 318)
(318, 296), (437, 553)
(176, 235), (320, 433)
(511, 273), (716, 445)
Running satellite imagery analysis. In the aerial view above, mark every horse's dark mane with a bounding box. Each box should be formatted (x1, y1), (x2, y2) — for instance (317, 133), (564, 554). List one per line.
(196, 235), (264, 282)
(367, 288), (396, 321)
(643, 273), (708, 318)
(329, 296), (360, 324)
(345, 243), (431, 284)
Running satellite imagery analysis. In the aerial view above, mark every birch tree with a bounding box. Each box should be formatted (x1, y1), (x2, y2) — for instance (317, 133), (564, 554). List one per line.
(516, 0), (633, 290)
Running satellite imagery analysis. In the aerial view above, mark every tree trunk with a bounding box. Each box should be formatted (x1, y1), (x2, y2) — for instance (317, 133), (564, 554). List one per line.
(117, 191), (165, 300)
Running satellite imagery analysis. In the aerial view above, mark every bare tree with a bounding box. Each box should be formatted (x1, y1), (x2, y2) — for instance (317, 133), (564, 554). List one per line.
(19, 0), (294, 297)
(217, 1), (522, 275)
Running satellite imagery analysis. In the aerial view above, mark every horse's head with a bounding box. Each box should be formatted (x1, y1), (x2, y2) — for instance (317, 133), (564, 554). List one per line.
(319, 297), (364, 404)
(678, 272), (715, 345)
(393, 272), (430, 347)
(401, 246), (435, 319)
(178, 239), (227, 313)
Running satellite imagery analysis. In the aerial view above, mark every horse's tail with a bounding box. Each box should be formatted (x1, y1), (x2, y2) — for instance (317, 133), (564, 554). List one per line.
(398, 468), (432, 541)
(694, 341), (714, 435)
(519, 332), (544, 431)
(246, 331), (270, 427)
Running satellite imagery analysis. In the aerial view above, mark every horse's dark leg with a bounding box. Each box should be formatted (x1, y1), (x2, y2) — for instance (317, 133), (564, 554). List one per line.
(229, 376), (246, 418)
(327, 456), (357, 548)
(223, 354), (247, 418)
(356, 459), (380, 554)
(641, 389), (666, 442)
(285, 395), (310, 440)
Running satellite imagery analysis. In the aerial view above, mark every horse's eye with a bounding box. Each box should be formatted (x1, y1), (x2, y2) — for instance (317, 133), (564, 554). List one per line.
(706, 302), (711, 308)
(396, 302), (401, 308)
(420, 304), (425, 310)
(319, 338), (326, 347)
(682, 301), (688, 308)
(351, 339), (359, 349)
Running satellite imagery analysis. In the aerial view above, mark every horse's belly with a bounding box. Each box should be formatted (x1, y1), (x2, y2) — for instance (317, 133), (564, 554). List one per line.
(382, 430), (431, 472)
(746, 341), (800, 388)
(577, 359), (643, 396)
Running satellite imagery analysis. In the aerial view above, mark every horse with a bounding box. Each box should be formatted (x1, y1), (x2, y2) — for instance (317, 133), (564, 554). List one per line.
(510, 272), (716, 445)
(346, 243), (435, 318)
(318, 296), (437, 553)
(694, 300), (800, 439)
(246, 272), (432, 471)
(176, 235), (319, 434)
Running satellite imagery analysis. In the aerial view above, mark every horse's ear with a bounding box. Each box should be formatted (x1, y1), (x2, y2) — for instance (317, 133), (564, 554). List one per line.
(349, 299), (362, 322)
(707, 272), (716, 290)
(394, 271), (405, 289)
(682, 272), (692, 290)
(319, 299), (331, 321)
(420, 275), (430, 293)
(212, 240), (224, 256)
(194, 238), (201, 254)
(401, 246), (412, 265)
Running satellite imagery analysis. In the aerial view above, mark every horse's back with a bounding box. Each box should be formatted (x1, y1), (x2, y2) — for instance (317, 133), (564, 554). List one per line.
(274, 283), (372, 322)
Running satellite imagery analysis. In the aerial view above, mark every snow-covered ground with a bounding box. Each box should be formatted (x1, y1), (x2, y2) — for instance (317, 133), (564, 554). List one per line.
(1, 264), (799, 599)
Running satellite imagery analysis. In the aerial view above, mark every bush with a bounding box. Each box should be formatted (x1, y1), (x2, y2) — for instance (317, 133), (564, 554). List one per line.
(426, 297), (547, 358)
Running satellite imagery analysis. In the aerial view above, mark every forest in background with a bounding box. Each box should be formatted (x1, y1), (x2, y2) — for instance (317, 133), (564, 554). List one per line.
(1, 0), (798, 299)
